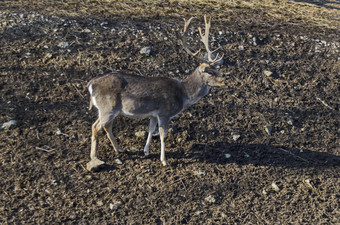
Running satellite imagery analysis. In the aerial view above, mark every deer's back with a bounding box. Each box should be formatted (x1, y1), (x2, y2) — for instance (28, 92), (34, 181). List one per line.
(88, 72), (188, 118)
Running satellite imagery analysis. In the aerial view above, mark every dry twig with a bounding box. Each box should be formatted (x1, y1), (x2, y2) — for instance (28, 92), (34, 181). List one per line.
(278, 148), (309, 163)
(316, 97), (336, 111)
(36, 146), (56, 153)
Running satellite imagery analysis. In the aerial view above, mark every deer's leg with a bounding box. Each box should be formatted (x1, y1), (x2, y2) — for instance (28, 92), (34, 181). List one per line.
(144, 117), (157, 156)
(87, 111), (118, 171)
(158, 116), (169, 166)
(87, 118), (105, 171)
(104, 120), (125, 154)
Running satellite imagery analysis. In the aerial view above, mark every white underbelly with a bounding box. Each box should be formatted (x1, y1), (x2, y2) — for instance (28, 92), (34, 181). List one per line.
(121, 109), (158, 119)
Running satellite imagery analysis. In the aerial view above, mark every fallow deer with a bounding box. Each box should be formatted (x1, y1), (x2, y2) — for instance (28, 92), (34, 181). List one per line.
(86, 16), (225, 171)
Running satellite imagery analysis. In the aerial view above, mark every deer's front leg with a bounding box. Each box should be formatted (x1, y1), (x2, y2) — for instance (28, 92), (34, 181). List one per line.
(144, 117), (157, 157)
(158, 117), (169, 166)
(87, 119), (105, 171)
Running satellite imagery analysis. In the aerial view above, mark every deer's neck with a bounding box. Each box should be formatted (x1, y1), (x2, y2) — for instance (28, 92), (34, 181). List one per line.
(182, 69), (209, 106)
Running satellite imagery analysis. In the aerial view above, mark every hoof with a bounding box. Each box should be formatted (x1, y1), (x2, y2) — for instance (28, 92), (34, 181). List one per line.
(87, 158), (105, 171)
(161, 160), (167, 166)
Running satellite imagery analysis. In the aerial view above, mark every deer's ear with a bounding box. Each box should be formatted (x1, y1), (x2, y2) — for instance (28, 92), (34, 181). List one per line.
(198, 63), (209, 72)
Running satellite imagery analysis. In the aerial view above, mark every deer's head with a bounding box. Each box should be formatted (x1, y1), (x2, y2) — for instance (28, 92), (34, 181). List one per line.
(198, 63), (225, 87)
(182, 15), (225, 87)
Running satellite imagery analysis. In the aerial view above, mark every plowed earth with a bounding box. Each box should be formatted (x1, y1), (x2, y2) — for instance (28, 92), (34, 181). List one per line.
(0, 1), (339, 224)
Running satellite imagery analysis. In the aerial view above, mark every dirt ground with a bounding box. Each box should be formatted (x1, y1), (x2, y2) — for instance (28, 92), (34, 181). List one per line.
(0, 0), (339, 224)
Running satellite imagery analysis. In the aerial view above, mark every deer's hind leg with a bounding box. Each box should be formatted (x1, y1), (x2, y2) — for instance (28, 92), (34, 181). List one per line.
(157, 116), (169, 166)
(144, 117), (157, 157)
(104, 119), (125, 154)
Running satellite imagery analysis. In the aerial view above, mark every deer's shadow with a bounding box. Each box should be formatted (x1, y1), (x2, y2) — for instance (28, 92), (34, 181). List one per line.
(142, 142), (340, 168)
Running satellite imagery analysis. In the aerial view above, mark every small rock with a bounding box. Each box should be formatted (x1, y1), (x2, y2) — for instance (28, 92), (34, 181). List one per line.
(271, 182), (280, 192)
(244, 153), (250, 158)
(263, 70), (273, 77)
(45, 53), (52, 58)
(287, 118), (294, 126)
(56, 128), (62, 135)
(193, 170), (206, 176)
(1, 120), (17, 130)
(58, 41), (69, 48)
(252, 36), (257, 46)
(232, 134), (240, 141)
(195, 211), (204, 216)
(264, 125), (273, 135)
(110, 201), (122, 210)
(225, 153), (231, 159)
(205, 195), (216, 203)
(97, 200), (103, 206)
(135, 130), (147, 138)
(262, 189), (267, 195)
(239, 45), (244, 50)
(140, 46), (151, 56)
(83, 28), (91, 33)
(114, 159), (123, 165)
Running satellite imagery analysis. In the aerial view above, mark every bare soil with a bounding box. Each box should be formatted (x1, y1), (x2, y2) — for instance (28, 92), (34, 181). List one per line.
(0, 1), (339, 224)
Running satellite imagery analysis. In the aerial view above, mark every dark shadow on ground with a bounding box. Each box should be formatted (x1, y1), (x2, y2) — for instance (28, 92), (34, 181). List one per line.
(122, 142), (340, 169)
(293, 0), (340, 10)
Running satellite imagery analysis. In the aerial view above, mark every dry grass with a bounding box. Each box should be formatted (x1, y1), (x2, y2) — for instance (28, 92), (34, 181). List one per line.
(1, 0), (339, 29)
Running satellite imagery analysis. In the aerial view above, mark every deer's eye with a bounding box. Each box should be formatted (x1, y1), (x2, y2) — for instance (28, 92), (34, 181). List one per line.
(204, 68), (217, 76)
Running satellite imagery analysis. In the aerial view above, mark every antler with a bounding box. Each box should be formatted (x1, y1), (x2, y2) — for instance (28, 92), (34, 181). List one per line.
(181, 15), (224, 65)
(182, 17), (202, 59)
(198, 15), (224, 65)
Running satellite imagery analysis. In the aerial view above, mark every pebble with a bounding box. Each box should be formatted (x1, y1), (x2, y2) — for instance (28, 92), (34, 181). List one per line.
(232, 134), (240, 141)
(140, 46), (151, 56)
(58, 41), (69, 48)
(252, 36), (257, 46)
(225, 153), (231, 159)
(1, 120), (17, 130)
(195, 211), (204, 216)
(45, 53), (52, 58)
(271, 182), (280, 192)
(135, 130), (147, 138)
(263, 70), (273, 77)
(109, 201), (122, 210)
(114, 159), (123, 165)
(205, 195), (216, 203)
(287, 118), (294, 126)
(264, 125), (273, 135)
(193, 170), (206, 176)
(97, 200), (104, 206)
(56, 128), (62, 135)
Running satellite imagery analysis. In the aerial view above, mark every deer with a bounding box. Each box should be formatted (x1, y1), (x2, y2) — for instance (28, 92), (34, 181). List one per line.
(86, 15), (225, 171)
